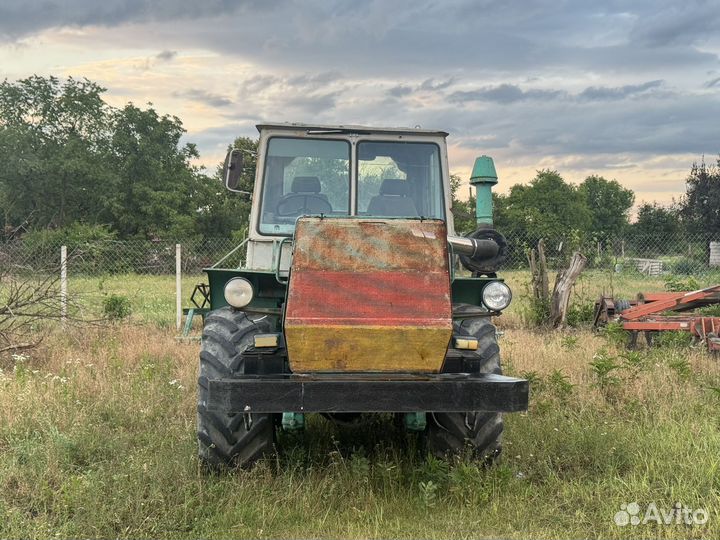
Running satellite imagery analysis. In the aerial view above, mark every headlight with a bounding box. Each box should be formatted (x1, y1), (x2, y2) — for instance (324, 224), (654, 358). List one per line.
(482, 281), (512, 311)
(224, 277), (254, 308)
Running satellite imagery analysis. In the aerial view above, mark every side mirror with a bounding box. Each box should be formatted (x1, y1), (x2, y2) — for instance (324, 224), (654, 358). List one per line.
(223, 149), (249, 193)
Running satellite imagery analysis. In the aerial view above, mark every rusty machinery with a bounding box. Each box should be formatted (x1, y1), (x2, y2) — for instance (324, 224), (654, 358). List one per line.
(195, 123), (528, 469)
(594, 285), (720, 353)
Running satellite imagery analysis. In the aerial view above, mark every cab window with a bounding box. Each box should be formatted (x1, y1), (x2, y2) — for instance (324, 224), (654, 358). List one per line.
(357, 141), (444, 219)
(259, 138), (350, 235)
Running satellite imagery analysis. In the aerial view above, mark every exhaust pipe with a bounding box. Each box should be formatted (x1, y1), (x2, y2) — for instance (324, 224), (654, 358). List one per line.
(448, 235), (499, 259)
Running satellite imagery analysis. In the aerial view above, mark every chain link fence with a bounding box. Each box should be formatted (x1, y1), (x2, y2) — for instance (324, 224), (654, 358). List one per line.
(2, 232), (719, 325)
(3, 231), (720, 277)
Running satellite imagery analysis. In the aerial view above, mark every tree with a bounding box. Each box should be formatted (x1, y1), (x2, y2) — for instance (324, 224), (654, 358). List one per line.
(680, 158), (720, 235)
(106, 103), (204, 239)
(493, 170), (592, 242)
(578, 175), (634, 240)
(0, 76), (113, 230)
(630, 202), (683, 255)
(196, 136), (258, 240)
(450, 174), (477, 234)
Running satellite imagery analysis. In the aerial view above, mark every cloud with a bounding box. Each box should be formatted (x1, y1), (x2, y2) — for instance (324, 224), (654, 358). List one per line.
(156, 50), (177, 62)
(705, 77), (720, 88)
(174, 89), (233, 107)
(579, 80), (664, 101)
(449, 84), (564, 104)
(0, 0), (276, 40)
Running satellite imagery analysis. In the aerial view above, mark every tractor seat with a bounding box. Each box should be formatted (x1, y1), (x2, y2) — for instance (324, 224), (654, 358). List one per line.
(276, 176), (332, 217)
(366, 178), (419, 217)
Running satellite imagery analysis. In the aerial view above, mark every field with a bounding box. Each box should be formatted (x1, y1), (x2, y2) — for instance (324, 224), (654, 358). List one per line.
(1, 271), (720, 538)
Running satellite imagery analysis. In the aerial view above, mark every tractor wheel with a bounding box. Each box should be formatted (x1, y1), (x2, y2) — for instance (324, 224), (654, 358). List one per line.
(197, 307), (276, 470)
(427, 311), (503, 462)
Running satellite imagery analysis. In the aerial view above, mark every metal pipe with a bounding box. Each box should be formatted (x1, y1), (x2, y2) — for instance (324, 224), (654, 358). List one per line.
(448, 235), (499, 260)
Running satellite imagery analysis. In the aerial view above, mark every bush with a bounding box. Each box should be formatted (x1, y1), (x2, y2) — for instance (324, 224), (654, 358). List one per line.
(664, 275), (700, 292)
(566, 301), (595, 327)
(102, 294), (132, 320)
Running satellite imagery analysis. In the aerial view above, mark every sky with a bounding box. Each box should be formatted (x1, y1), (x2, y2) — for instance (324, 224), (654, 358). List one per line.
(1, 0), (719, 206)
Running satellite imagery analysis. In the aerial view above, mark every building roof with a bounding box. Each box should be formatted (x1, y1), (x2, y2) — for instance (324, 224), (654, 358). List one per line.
(255, 122), (449, 137)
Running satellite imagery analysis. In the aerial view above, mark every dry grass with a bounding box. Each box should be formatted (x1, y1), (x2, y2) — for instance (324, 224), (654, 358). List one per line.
(1, 319), (720, 539)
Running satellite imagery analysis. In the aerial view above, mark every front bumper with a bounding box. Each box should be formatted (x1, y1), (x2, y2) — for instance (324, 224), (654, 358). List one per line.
(206, 372), (529, 413)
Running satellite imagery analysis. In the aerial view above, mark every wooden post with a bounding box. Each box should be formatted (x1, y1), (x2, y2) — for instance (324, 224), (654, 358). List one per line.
(60, 245), (67, 324)
(176, 243), (182, 331)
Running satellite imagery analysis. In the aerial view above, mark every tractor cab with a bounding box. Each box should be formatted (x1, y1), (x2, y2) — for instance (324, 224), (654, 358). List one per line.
(197, 123), (528, 470)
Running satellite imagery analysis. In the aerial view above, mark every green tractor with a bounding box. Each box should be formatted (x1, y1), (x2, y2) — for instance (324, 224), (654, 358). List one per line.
(197, 123), (528, 469)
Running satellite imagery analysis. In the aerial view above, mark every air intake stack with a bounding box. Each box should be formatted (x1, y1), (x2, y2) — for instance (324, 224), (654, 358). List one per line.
(470, 155), (498, 226)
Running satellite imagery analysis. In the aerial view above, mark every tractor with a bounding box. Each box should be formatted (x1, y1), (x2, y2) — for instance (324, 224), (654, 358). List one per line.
(197, 123), (528, 469)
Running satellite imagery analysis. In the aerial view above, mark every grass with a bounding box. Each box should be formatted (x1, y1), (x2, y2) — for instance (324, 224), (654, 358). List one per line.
(1, 320), (719, 539)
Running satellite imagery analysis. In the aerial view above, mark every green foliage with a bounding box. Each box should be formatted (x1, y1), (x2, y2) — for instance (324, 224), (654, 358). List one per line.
(102, 294), (132, 320)
(493, 170), (592, 242)
(578, 175), (634, 239)
(546, 369), (574, 402)
(629, 202), (683, 255)
(681, 158), (720, 235)
(600, 321), (629, 347)
(0, 75), (246, 241)
(589, 350), (622, 389)
(670, 258), (700, 275)
(449, 174), (477, 234)
(664, 275), (700, 292)
(560, 335), (579, 350)
(566, 300), (595, 328)
(654, 330), (693, 349)
(519, 296), (550, 327)
(21, 223), (117, 248)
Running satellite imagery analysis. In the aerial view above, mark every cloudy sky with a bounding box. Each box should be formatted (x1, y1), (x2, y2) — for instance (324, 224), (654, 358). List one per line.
(1, 0), (719, 205)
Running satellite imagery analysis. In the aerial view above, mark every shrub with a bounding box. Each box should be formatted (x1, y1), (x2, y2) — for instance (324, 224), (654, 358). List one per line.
(102, 294), (132, 321)
(566, 301), (595, 328)
(664, 275), (700, 292)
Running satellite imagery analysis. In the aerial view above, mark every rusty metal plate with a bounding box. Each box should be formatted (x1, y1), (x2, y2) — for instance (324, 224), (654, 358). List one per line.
(284, 217), (452, 373)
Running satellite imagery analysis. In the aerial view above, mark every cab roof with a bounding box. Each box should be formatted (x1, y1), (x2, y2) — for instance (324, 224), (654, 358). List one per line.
(256, 122), (449, 137)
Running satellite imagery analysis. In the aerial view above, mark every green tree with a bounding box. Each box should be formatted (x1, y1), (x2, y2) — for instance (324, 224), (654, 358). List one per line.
(0, 76), (113, 230)
(578, 175), (634, 239)
(493, 170), (592, 241)
(106, 103), (204, 239)
(196, 136), (258, 240)
(630, 202), (683, 255)
(680, 158), (720, 235)
(450, 173), (477, 234)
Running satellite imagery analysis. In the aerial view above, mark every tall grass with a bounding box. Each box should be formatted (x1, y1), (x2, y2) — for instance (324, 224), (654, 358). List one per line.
(1, 323), (719, 539)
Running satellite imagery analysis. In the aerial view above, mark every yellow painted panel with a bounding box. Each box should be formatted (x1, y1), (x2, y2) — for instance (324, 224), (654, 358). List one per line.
(286, 324), (452, 373)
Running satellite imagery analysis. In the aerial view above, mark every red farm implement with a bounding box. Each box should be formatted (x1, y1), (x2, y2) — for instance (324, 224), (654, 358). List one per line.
(594, 285), (720, 353)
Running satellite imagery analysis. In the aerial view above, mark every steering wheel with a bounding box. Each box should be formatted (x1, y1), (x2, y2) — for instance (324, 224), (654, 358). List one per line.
(275, 194), (332, 217)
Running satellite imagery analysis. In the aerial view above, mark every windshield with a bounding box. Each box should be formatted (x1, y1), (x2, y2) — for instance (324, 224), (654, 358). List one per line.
(358, 141), (444, 219)
(259, 137), (350, 235)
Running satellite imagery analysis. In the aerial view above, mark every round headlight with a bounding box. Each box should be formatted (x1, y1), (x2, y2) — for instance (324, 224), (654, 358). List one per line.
(224, 277), (254, 308)
(482, 281), (512, 311)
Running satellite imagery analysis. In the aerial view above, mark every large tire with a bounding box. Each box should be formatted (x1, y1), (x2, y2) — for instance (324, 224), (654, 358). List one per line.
(427, 311), (504, 462)
(197, 307), (276, 469)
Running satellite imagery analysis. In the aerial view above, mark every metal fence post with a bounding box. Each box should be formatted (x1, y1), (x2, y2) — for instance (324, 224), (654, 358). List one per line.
(60, 245), (67, 324)
(176, 243), (182, 331)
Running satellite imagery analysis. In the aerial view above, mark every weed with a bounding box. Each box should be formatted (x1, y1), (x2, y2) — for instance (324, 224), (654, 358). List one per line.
(566, 301), (595, 328)
(560, 335), (579, 350)
(419, 480), (438, 508)
(102, 294), (132, 320)
(600, 321), (629, 347)
(667, 355), (692, 380)
(664, 275), (700, 292)
(547, 369), (574, 402)
(655, 330), (693, 349)
(589, 350), (622, 389)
